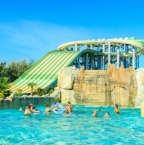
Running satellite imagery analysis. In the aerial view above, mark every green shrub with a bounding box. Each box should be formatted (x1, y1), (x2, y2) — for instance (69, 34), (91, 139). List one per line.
(0, 92), (4, 98)
(15, 89), (22, 97)
(49, 88), (54, 94)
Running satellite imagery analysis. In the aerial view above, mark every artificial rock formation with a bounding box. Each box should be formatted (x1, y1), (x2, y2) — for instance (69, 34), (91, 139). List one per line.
(107, 64), (137, 107)
(58, 67), (79, 90)
(141, 101), (144, 117)
(135, 69), (144, 107)
(55, 64), (144, 107)
(57, 67), (78, 104)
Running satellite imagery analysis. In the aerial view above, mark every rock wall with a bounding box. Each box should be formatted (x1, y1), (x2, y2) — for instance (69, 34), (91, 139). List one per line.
(57, 65), (141, 107)
(57, 67), (78, 105)
(135, 69), (144, 107)
(107, 65), (137, 107)
(0, 95), (55, 110)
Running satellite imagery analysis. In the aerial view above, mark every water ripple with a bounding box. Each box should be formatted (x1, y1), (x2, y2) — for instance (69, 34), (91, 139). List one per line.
(0, 106), (144, 145)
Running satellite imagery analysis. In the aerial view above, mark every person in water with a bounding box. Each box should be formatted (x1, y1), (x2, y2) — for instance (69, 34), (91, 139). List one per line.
(24, 105), (31, 116)
(31, 105), (40, 113)
(114, 104), (120, 114)
(92, 110), (97, 117)
(19, 107), (24, 111)
(45, 104), (60, 113)
(45, 104), (53, 113)
(29, 103), (34, 111)
(104, 112), (110, 118)
(66, 102), (72, 114)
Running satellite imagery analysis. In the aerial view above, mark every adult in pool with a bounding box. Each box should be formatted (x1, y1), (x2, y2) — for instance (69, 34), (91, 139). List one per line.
(45, 104), (53, 113)
(24, 105), (32, 116)
(65, 102), (72, 114)
(31, 105), (40, 113)
(114, 104), (120, 114)
(45, 104), (59, 113)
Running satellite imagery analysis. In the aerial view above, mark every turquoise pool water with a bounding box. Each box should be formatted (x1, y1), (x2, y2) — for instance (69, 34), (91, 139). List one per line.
(0, 105), (144, 145)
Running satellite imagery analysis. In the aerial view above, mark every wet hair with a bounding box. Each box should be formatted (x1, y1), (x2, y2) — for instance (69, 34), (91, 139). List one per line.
(107, 112), (110, 115)
(65, 111), (69, 114)
(28, 105), (31, 109)
(32, 106), (36, 109)
(115, 104), (118, 108)
(68, 102), (71, 104)
(46, 104), (49, 107)
(30, 103), (33, 106)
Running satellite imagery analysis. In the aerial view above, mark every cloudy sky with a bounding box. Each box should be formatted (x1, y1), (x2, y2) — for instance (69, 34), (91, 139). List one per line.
(0, 0), (144, 67)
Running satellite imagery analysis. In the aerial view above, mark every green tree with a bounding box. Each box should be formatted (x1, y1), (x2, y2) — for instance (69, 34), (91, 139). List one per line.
(49, 88), (54, 94)
(27, 59), (35, 69)
(0, 59), (35, 83)
(7, 59), (34, 82)
(27, 82), (37, 96)
(35, 87), (45, 96)
(0, 77), (9, 98)
(8, 61), (19, 82)
(15, 89), (22, 97)
(0, 62), (8, 78)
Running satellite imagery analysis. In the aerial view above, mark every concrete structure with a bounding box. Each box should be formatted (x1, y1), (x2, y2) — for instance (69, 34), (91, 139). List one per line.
(0, 95), (55, 110)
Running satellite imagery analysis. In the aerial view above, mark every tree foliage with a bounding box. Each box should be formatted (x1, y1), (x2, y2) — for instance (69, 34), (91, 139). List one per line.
(27, 82), (37, 96)
(0, 77), (9, 98)
(0, 59), (34, 82)
(0, 59), (34, 97)
(35, 87), (46, 96)
(15, 89), (23, 97)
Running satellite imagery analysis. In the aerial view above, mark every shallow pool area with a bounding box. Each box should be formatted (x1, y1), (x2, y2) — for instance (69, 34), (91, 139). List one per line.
(0, 105), (144, 145)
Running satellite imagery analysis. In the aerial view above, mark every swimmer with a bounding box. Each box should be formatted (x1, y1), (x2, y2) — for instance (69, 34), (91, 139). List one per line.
(45, 104), (52, 113)
(114, 104), (120, 114)
(45, 104), (58, 113)
(31, 106), (40, 113)
(29, 103), (34, 111)
(66, 102), (72, 114)
(24, 105), (31, 116)
(19, 107), (24, 111)
(92, 110), (97, 117)
(104, 112), (110, 118)
(65, 111), (70, 116)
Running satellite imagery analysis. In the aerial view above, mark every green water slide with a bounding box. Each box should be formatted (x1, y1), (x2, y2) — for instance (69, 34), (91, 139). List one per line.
(10, 50), (80, 93)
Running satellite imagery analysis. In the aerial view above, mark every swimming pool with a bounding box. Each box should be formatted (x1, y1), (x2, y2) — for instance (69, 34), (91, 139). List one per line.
(0, 105), (144, 145)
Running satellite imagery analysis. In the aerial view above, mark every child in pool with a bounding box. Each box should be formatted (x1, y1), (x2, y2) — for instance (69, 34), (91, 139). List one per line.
(92, 110), (97, 117)
(104, 112), (110, 118)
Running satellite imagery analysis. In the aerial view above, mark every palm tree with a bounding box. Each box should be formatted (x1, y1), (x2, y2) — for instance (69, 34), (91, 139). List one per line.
(27, 82), (37, 96)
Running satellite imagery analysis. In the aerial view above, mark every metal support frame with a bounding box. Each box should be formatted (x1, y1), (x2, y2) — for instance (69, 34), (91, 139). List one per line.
(132, 46), (135, 70)
(72, 41), (139, 70)
(117, 45), (120, 68)
(78, 56), (80, 69)
(85, 53), (88, 70)
(103, 44), (105, 70)
(75, 43), (77, 51)
(108, 41), (111, 67)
